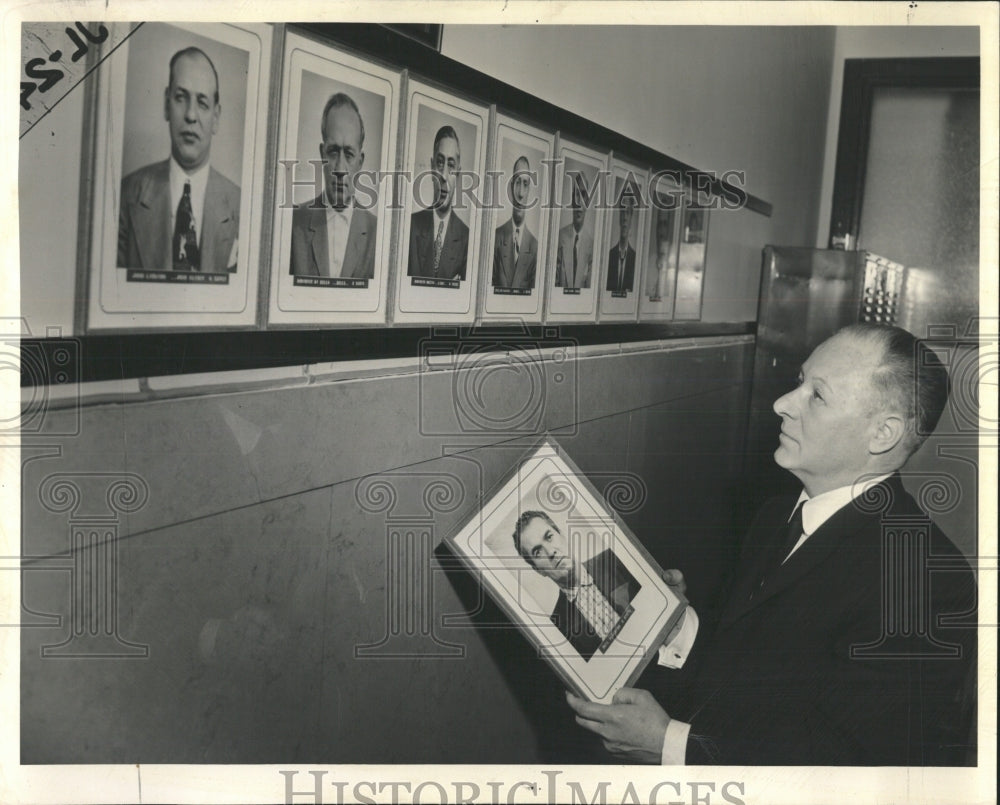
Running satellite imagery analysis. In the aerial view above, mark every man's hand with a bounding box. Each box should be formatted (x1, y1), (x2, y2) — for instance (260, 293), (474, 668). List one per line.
(566, 688), (670, 764)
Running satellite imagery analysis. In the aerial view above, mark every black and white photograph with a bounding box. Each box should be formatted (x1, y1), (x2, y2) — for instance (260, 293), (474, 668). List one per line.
(639, 172), (683, 320)
(393, 79), (487, 324)
(267, 31), (399, 325)
(545, 140), (608, 322)
(479, 115), (553, 322)
(599, 162), (647, 321)
(448, 439), (684, 701)
(674, 195), (709, 321)
(83, 22), (271, 329)
(8, 5), (995, 805)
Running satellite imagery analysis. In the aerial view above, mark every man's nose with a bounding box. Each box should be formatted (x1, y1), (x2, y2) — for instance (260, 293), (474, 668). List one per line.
(184, 100), (196, 122)
(773, 387), (797, 418)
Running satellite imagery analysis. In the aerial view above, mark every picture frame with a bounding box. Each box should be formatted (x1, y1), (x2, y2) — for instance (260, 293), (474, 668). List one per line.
(266, 30), (400, 326)
(638, 171), (685, 321)
(392, 78), (489, 325)
(544, 138), (609, 323)
(446, 436), (686, 704)
(598, 160), (647, 322)
(674, 184), (710, 321)
(477, 114), (554, 323)
(84, 22), (272, 331)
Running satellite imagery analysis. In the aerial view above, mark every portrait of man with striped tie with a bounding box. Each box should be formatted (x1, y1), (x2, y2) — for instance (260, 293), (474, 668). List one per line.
(407, 125), (470, 281)
(117, 45), (240, 274)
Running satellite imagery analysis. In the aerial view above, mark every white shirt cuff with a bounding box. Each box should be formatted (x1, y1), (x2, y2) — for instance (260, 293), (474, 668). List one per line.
(656, 606), (699, 669)
(661, 718), (691, 765)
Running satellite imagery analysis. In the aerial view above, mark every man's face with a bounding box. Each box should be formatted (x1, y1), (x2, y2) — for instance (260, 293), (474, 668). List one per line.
(619, 201), (634, 244)
(432, 135), (461, 213)
(520, 516), (576, 587)
(571, 183), (586, 231)
(772, 333), (882, 496)
(164, 53), (220, 172)
(319, 104), (364, 209)
(510, 158), (531, 224)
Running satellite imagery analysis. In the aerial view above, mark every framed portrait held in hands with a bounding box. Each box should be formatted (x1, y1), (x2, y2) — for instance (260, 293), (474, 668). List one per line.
(446, 437), (686, 703)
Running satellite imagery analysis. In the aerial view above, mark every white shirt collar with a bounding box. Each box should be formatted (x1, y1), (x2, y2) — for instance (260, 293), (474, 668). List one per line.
(783, 473), (893, 562)
(432, 207), (451, 233)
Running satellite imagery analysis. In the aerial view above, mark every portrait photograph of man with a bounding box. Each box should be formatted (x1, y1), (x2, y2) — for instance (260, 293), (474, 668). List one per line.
(286, 75), (386, 282)
(492, 153), (540, 291)
(117, 24), (248, 275)
(407, 122), (471, 282)
(645, 206), (678, 303)
(512, 510), (640, 661)
(267, 34), (397, 325)
(606, 176), (639, 296)
(555, 167), (596, 291)
(394, 83), (486, 324)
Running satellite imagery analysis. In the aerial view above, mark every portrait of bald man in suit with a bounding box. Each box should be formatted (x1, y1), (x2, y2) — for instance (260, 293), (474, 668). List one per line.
(117, 46), (240, 273)
(289, 92), (377, 280)
(408, 125), (470, 281)
(492, 155), (538, 290)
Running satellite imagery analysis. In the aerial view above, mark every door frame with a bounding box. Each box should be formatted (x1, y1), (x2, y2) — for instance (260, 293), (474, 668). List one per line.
(828, 56), (979, 249)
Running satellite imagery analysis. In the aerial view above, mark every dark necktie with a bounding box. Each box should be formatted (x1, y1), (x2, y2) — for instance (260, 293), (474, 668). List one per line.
(514, 226), (520, 264)
(432, 219), (445, 276)
(572, 233), (579, 287)
(173, 181), (200, 271)
(749, 501), (805, 601)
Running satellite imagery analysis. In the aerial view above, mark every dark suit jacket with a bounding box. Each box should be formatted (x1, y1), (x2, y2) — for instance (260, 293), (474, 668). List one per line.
(606, 243), (636, 293)
(666, 474), (976, 766)
(117, 159), (240, 272)
(492, 218), (537, 289)
(407, 208), (469, 280)
(289, 197), (377, 279)
(551, 549), (640, 661)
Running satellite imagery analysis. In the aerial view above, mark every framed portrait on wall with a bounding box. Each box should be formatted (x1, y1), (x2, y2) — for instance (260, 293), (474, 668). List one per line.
(392, 78), (488, 325)
(84, 22), (271, 330)
(544, 139), (608, 323)
(638, 172), (685, 321)
(446, 437), (686, 704)
(266, 31), (400, 326)
(478, 114), (553, 323)
(598, 160), (647, 322)
(675, 185), (711, 321)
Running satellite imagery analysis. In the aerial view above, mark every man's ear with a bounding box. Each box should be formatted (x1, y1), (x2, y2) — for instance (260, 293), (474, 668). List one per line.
(869, 413), (906, 455)
(163, 88), (170, 121)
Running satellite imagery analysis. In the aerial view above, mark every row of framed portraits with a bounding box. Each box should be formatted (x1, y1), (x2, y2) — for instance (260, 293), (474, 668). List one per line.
(84, 22), (709, 331)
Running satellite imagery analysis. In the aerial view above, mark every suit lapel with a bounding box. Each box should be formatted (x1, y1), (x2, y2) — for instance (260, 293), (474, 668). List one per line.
(343, 210), (370, 278)
(722, 481), (889, 625)
(200, 170), (236, 272)
(133, 161), (171, 270)
(307, 205), (330, 278)
(497, 222), (514, 286)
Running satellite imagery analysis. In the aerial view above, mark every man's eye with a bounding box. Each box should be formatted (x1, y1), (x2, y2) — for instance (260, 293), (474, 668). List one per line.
(812, 389), (824, 402)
